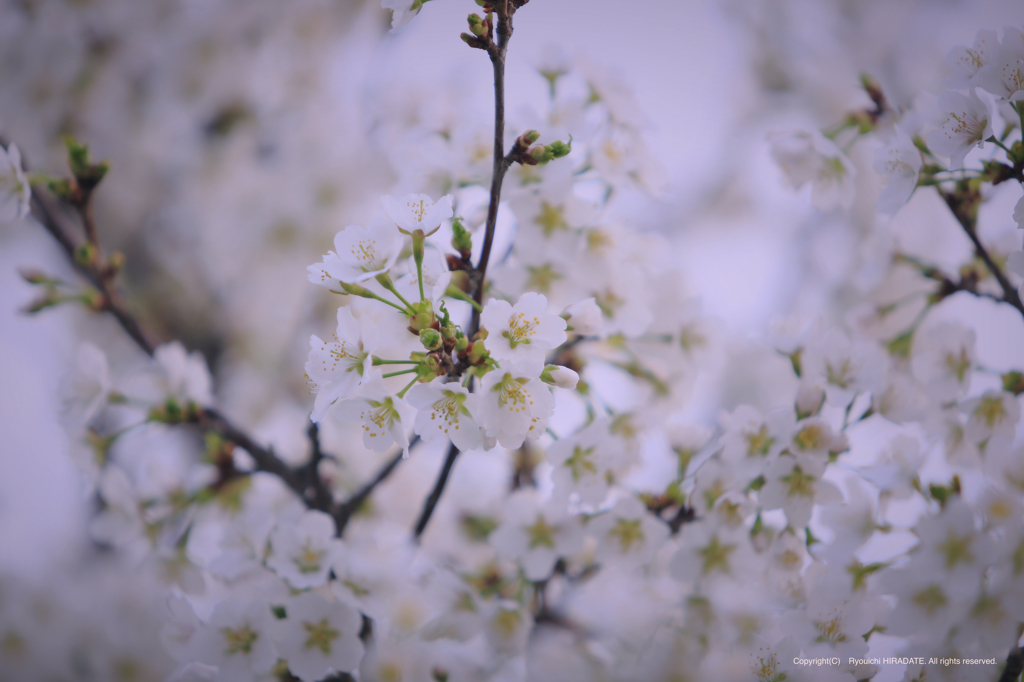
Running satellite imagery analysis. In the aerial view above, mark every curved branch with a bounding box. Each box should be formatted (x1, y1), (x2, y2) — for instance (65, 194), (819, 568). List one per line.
(413, 440), (460, 539)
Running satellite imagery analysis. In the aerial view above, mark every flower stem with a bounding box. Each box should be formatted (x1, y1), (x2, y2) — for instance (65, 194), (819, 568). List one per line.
(375, 273), (415, 312)
(396, 375), (420, 399)
(382, 368), (417, 379)
(372, 357), (418, 365)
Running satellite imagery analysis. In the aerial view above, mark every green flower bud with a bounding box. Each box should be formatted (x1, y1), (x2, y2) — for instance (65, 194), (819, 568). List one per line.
(545, 138), (572, 159)
(454, 334), (469, 352)
(409, 300), (436, 331)
(517, 130), (541, 147)
(420, 328), (443, 351)
(451, 217), (472, 256)
(74, 242), (97, 268)
(440, 324), (457, 340)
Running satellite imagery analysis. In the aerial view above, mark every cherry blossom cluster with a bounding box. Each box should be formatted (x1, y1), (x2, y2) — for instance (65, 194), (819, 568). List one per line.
(4, 3), (1024, 682)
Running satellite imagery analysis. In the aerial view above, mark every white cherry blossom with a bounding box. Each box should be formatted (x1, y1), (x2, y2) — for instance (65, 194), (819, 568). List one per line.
(945, 29), (1000, 90)
(768, 129), (857, 210)
(273, 593), (363, 682)
(477, 358), (555, 449)
(192, 599), (277, 682)
(307, 219), (403, 286)
(480, 292), (567, 364)
(305, 306), (379, 423)
(0, 143), (30, 223)
(874, 126), (922, 215)
(381, 192), (453, 233)
(266, 510), (344, 589)
(489, 489), (584, 580)
(974, 27), (1024, 102)
(926, 89), (993, 169)
(405, 378), (483, 452)
(154, 341), (213, 406)
(333, 373), (411, 455)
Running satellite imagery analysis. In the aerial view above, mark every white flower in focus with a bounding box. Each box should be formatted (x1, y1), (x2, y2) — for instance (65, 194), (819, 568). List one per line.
(481, 292), (567, 364)
(478, 359), (554, 449)
(273, 593), (363, 682)
(61, 342), (111, 434)
(768, 130), (857, 210)
(562, 297), (603, 337)
(945, 29), (1000, 90)
(405, 378), (483, 452)
(0, 143), (29, 223)
(974, 27), (1024, 102)
(381, 0), (428, 33)
(489, 489), (584, 580)
(334, 373), (410, 455)
(154, 341), (213, 406)
(926, 90), (993, 169)
(381, 192), (453, 233)
(307, 220), (403, 286)
(266, 510), (344, 589)
(306, 307), (379, 423)
(192, 599), (276, 682)
(874, 126), (922, 215)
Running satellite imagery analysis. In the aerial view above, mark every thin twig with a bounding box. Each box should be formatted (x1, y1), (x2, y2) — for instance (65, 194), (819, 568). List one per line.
(303, 423), (336, 513)
(334, 435), (418, 536)
(30, 189), (157, 355)
(469, 2), (514, 337)
(413, 440), (460, 539)
(29, 182), (321, 504)
(939, 189), (1024, 317)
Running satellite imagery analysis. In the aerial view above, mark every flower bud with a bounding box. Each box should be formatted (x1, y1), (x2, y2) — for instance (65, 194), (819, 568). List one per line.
(451, 216), (472, 257)
(454, 334), (470, 352)
(74, 242), (97, 268)
(526, 145), (549, 164)
(409, 300), (436, 331)
(545, 138), (572, 159)
(440, 324), (457, 340)
(540, 364), (579, 389)
(420, 328), (443, 351)
(517, 130), (541, 148)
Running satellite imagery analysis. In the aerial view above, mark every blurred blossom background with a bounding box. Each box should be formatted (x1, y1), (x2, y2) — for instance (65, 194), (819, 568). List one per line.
(2, 0), (1024, 680)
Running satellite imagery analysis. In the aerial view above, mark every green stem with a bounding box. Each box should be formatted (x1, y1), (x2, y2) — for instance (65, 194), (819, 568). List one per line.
(986, 135), (1011, 154)
(376, 273), (415, 311)
(444, 284), (484, 312)
(330, 287), (409, 314)
(416, 259), (426, 303)
(382, 369), (417, 379)
(372, 357), (418, 366)
(396, 375), (420, 399)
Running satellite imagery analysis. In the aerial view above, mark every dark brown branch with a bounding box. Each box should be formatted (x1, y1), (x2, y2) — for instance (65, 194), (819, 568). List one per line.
(302, 423), (335, 512)
(333, 436), (418, 536)
(413, 440), (460, 539)
(666, 505), (697, 534)
(30, 189), (157, 355)
(28, 182), (327, 509)
(469, 2), (515, 337)
(940, 188), (1024, 317)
